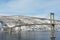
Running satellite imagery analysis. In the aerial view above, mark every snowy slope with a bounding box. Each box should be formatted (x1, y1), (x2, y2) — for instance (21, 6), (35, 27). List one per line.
(0, 16), (60, 31)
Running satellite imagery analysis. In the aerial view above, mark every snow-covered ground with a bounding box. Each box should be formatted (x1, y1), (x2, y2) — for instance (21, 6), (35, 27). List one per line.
(0, 16), (60, 31)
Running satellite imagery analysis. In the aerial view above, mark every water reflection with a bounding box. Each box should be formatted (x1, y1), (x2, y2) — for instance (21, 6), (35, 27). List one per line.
(17, 32), (21, 40)
(0, 31), (60, 40)
(0, 31), (50, 40)
(51, 37), (55, 40)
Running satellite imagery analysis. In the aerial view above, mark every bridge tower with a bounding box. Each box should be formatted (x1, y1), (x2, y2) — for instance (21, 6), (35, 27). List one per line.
(50, 13), (55, 40)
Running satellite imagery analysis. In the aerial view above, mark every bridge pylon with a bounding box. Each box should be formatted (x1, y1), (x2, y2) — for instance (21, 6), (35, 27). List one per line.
(50, 13), (55, 40)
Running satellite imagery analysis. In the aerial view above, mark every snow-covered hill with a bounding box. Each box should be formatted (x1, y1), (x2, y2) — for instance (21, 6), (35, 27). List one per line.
(0, 16), (60, 31)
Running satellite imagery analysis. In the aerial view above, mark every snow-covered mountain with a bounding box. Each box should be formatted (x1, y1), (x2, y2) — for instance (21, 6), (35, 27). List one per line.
(0, 16), (60, 31)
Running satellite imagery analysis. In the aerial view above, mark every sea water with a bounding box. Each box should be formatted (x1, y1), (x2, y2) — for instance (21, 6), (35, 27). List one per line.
(0, 31), (60, 40)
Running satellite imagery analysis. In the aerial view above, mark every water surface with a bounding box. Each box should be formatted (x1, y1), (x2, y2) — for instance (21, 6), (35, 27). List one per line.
(0, 31), (60, 40)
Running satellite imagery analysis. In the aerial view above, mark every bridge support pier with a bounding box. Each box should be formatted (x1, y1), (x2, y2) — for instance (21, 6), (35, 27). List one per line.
(8, 28), (13, 34)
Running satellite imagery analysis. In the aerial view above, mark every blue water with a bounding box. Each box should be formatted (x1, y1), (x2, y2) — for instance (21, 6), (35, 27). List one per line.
(0, 31), (60, 40)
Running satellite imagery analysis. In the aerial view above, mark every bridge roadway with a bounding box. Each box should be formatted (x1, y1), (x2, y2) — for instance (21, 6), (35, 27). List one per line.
(2, 23), (60, 33)
(11, 23), (60, 28)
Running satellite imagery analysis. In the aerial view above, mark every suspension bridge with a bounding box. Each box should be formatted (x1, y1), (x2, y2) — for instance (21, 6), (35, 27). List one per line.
(9, 13), (56, 40)
(0, 12), (60, 40)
